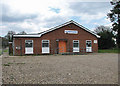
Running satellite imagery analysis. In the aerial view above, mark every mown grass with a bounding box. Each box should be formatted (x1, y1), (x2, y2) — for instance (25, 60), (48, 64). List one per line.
(3, 49), (8, 52)
(98, 49), (120, 53)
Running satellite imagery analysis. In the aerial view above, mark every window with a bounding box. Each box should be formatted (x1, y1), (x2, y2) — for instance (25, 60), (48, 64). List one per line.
(25, 40), (33, 47)
(42, 40), (49, 47)
(86, 41), (92, 47)
(73, 40), (79, 47)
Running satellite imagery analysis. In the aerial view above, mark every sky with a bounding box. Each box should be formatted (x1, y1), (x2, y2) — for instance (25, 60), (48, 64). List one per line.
(0, 0), (113, 37)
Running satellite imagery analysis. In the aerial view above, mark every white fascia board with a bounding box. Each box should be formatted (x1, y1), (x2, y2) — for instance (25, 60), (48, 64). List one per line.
(13, 34), (41, 37)
(71, 21), (100, 38)
(96, 35), (100, 38)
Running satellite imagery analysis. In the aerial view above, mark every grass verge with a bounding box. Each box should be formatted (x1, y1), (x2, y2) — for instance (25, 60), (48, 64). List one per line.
(3, 49), (8, 52)
(98, 49), (120, 53)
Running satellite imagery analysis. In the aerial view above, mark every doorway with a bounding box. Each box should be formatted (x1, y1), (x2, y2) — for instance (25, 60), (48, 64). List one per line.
(59, 41), (66, 53)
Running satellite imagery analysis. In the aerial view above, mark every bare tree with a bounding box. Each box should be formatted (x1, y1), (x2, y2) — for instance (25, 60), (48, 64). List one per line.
(5, 31), (16, 42)
(18, 31), (27, 35)
(94, 25), (112, 34)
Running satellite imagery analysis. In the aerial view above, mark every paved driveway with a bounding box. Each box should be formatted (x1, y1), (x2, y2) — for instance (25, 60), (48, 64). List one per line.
(2, 53), (118, 84)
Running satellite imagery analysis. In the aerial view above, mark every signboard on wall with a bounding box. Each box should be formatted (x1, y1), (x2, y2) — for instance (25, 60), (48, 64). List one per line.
(94, 40), (97, 44)
(64, 30), (78, 34)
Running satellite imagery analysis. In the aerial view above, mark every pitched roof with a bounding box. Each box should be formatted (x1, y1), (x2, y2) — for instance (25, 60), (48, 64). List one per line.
(13, 20), (100, 38)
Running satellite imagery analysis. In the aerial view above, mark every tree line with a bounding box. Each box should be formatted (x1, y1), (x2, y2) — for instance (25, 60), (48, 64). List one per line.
(95, 0), (120, 49)
(94, 25), (116, 49)
(107, 0), (120, 49)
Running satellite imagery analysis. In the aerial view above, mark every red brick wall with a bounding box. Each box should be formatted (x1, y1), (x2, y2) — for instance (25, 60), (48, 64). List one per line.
(13, 23), (98, 55)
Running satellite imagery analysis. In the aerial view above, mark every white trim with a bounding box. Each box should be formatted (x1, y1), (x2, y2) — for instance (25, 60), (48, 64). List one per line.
(13, 34), (41, 37)
(86, 40), (92, 52)
(73, 40), (79, 52)
(73, 40), (79, 47)
(25, 40), (34, 54)
(42, 40), (50, 53)
(86, 40), (92, 42)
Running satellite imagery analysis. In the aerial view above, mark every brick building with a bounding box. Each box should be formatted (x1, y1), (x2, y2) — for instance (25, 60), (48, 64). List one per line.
(12, 20), (100, 55)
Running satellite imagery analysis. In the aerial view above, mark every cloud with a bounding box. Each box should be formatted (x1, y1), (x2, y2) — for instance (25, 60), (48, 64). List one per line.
(68, 2), (112, 23)
(2, 14), (37, 23)
(0, 22), (42, 36)
(69, 2), (111, 15)
(49, 7), (60, 13)
(0, 0), (112, 37)
(1, 4), (38, 23)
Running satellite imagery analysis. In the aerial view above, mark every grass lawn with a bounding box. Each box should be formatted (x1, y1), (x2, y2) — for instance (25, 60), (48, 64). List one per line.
(98, 49), (120, 53)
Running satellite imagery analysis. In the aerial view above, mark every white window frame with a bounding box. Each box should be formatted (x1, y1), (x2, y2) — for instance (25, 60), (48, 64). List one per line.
(42, 40), (49, 48)
(25, 40), (33, 54)
(73, 40), (79, 52)
(42, 40), (50, 54)
(86, 40), (92, 52)
(25, 40), (33, 47)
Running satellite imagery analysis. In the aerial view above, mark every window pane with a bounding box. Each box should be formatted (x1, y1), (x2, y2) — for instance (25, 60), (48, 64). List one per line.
(26, 40), (32, 43)
(25, 43), (32, 47)
(42, 43), (49, 47)
(43, 40), (49, 43)
(74, 41), (79, 43)
(25, 40), (33, 47)
(73, 43), (79, 47)
(86, 42), (91, 47)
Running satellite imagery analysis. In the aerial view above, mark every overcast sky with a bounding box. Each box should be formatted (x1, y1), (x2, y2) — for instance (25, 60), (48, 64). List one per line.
(0, 0), (112, 37)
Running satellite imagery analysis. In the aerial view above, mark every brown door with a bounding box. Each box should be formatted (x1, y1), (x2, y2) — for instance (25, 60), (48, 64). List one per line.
(59, 41), (66, 53)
